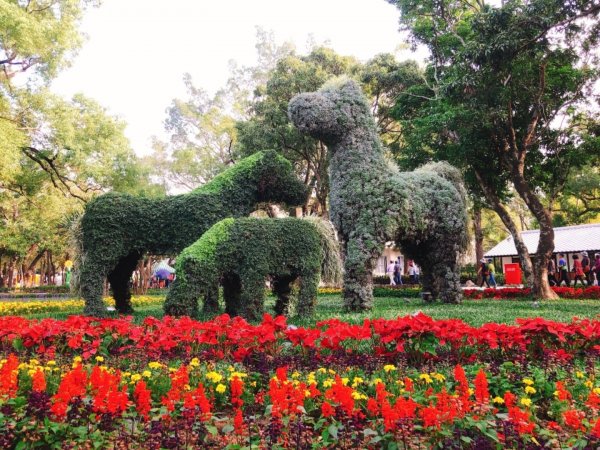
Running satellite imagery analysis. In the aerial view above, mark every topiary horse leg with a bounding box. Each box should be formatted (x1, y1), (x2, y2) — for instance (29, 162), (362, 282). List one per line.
(297, 271), (319, 317)
(272, 275), (295, 316)
(223, 273), (242, 317)
(164, 278), (201, 317)
(238, 274), (266, 321)
(343, 238), (375, 311)
(107, 251), (140, 314)
(81, 260), (108, 316)
(203, 283), (220, 313)
(437, 258), (462, 304)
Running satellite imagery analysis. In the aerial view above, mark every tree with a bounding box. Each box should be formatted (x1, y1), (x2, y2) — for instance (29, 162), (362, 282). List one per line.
(150, 28), (296, 192)
(388, 0), (600, 298)
(0, 0), (162, 286)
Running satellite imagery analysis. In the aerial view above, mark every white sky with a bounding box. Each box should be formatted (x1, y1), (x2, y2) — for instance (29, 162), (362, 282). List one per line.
(51, 0), (415, 156)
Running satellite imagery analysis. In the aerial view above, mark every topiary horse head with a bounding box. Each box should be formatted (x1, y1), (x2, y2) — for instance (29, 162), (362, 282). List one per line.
(78, 150), (307, 316)
(164, 216), (342, 321)
(289, 78), (468, 309)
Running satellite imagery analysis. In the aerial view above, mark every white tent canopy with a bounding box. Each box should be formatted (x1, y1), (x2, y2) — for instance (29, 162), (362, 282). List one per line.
(484, 223), (600, 257)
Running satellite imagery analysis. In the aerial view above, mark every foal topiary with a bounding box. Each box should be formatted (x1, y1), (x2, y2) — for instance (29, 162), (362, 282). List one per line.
(163, 217), (342, 321)
(289, 78), (468, 309)
(78, 151), (307, 316)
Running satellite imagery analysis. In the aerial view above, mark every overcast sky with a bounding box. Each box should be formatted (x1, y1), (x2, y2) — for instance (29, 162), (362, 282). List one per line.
(52, 0), (416, 156)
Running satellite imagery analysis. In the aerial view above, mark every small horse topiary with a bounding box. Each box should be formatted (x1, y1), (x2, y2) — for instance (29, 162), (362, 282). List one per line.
(289, 78), (468, 309)
(77, 151), (307, 316)
(163, 217), (342, 321)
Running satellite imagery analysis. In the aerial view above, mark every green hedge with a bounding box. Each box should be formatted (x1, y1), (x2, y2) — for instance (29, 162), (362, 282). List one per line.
(164, 217), (341, 321)
(78, 151), (308, 316)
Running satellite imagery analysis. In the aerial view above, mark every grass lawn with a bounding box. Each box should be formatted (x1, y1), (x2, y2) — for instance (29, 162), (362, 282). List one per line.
(14, 294), (600, 327)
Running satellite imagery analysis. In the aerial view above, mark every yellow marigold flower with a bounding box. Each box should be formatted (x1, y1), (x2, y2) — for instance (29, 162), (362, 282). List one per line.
(317, 368), (327, 374)
(328, 369), (336, 375)
(73, 356), (82, 363)
(351, 391), (367, 400)
(18, 363), (28, 370)
(593, 387), (600, 395)
(95, 356), (104, 363)
(520, 397), (532, 407)
(184, 384), (191, 391)
(341, 377), (349, 386)
(351, 377), (364, 388)
(131, 374), (142, 382)
(169, 367), (177, 373)
(228, 366), (235, 372)
(493, 396), (504, 404)
(304, 390), (311, 397)
(584, 381), (593, 389)
(29, 359), (40, 366)
(383, 365), (396, 373)
(524, 386), (536, 394)
(291, 371), (300, 379)
(228, 371), (247, 380)
(522, 378), (534, 386)
(468, 388), (474, 396)
(432, 373), (446, 382)
(206, 371), (223, 383)
(323, 378), (334, 388)
(419, 374), (433, 384)
(576, 371), (585, 379)
(122, 372), (131, 378)
(148, 362), (162, 370)
(189, 358), (200, 367)
(27, 369), (36, 376)
(372, 378), (383, 385)
(47, 361), (56, 366)
(142, 370), (152, 378)
(216, 383), (227, 394)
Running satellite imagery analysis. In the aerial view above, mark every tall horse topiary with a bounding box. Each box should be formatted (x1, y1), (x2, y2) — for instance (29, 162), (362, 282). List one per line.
(163, 217), (342, 321)
(289, 78), (468, 309)
(78, 151), (307, 316)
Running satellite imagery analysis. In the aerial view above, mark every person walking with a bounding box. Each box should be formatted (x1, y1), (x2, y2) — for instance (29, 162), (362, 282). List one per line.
(547, 258), (557, 287)
(592, 253), (600, 286)
(581, 251), (592, 286)
(572, 255), (586, 287)
(557, 254), (570, 286)
(386, 260), (396, 286)
(394, 259), (403, 285)
(407, 261), (417, 284)
(477, 258), (490, 288)
(487, 258), (497, 288)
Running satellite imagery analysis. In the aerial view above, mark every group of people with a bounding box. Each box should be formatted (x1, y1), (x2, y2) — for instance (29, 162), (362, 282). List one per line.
(477, 258), (497, 288)
(548, 252), (600, 287)
(386, 258), (420, 286)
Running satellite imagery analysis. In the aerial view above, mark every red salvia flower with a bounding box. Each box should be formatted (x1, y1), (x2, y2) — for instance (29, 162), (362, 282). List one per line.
(321, 401), (335, 417)
(0, 354), (20, 399)
(474, 368), (490, 404)
(563, 409), (585, 432)
(32, 368), (46, 393)
(134, 380), (152, 420)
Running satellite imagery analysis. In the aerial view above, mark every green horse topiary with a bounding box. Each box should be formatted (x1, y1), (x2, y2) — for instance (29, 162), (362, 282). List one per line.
(78, 151), (307, 316)
(289, 78), (468, 309)
(163, 217), (342, 321)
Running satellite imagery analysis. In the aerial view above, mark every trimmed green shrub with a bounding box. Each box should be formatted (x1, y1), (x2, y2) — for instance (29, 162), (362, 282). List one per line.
(78, 151), (308, 316)
(163, 217), (342, 321)
(289, 78), (468, 309)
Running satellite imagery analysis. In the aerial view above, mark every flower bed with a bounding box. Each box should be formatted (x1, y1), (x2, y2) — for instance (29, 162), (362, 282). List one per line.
(0, 295), (163, 316)
(1, 314), (600, 447)
(463, 286), (600, 300)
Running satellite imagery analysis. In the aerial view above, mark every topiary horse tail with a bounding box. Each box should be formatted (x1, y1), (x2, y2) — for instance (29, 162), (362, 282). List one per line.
(303, 216), (343, 286)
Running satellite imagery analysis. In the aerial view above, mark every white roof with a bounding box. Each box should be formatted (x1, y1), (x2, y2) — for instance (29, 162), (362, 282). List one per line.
(484, 223), (600, 257)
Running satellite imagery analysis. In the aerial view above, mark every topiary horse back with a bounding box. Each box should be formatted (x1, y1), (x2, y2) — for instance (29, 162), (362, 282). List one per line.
(79, 151), (307, 316)
(289, 79), (468, 309)
(164, 217), (342, 321)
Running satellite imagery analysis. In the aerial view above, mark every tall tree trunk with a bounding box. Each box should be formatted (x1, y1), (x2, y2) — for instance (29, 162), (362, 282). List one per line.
(511, 170), (558, 299)
(7, 257), (16, 288)
(475, 171), (534, 287)
(472, 205), (485, 284)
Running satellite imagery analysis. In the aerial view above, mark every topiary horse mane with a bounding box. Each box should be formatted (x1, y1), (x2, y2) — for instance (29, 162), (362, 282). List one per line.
(78, 151), (307, 316)
(163, 216), (342, 321)
(289, 78), (468, 309)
